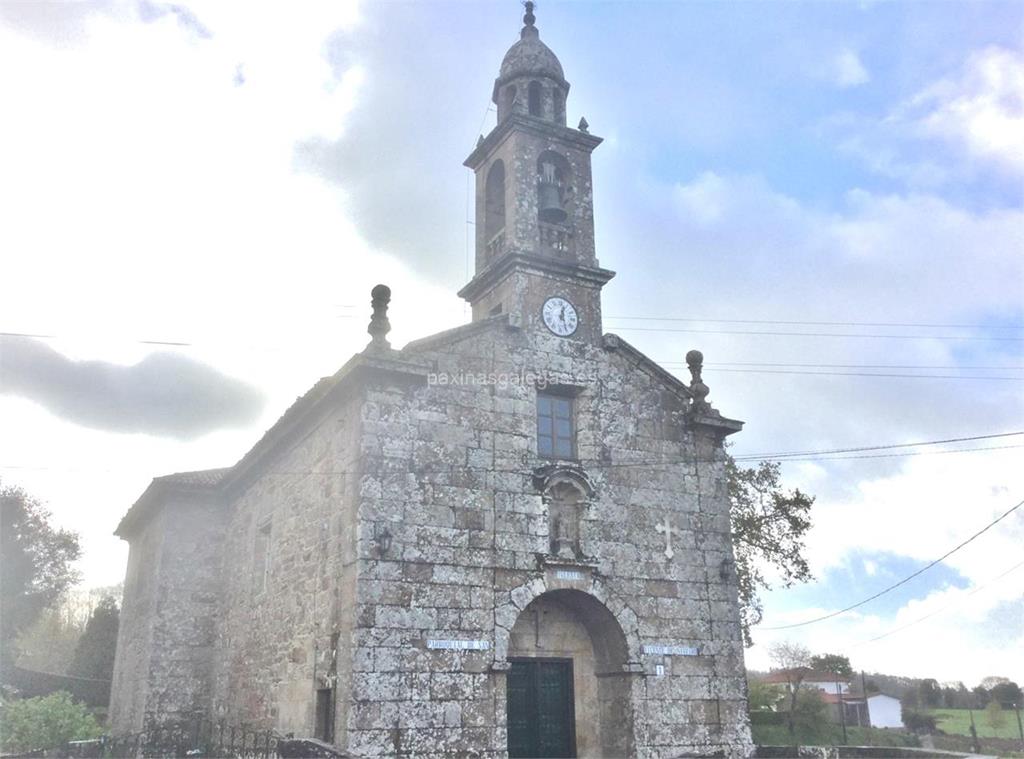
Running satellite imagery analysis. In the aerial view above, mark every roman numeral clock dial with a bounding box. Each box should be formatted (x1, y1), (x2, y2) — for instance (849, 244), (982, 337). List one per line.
(542, 296), (578, 337)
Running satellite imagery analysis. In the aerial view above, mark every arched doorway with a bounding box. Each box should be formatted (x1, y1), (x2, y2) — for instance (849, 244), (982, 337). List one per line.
(505, 589), (635, 758)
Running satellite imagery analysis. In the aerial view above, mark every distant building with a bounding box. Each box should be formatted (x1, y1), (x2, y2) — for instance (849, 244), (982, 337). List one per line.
(762, 668), (850, 694)
(762, 670), (866, 726)
(865, 693), (904, 729)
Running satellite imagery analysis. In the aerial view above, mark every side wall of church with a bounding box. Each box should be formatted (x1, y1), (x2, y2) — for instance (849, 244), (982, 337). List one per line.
(345, 325), (751, 758)
(110, 513), (164, 734)
(210, 390), (364, 743)
(110, 492), (228, 733)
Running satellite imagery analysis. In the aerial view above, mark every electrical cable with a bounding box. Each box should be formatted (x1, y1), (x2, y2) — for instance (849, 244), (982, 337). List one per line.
(849, 559), (1024, 647)
(758, 497), (1024, 631)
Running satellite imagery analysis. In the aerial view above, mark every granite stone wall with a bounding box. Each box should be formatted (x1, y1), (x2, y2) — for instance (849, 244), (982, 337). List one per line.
(109, 491), (227, 734)
(113, 320), (752, 758)
(209, 390), (364, 743)
(333, 321), (753, 757)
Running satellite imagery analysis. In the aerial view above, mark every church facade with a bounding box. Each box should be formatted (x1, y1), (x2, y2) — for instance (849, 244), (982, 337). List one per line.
(109, 7), (754, 758)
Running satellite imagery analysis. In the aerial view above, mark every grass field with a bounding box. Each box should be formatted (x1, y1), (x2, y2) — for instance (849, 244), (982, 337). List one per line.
(751, 723), (920, 748)
(929, 707), (1024, 741)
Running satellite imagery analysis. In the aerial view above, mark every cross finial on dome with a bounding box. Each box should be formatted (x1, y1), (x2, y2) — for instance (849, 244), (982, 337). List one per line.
(523, 1), (536, 27)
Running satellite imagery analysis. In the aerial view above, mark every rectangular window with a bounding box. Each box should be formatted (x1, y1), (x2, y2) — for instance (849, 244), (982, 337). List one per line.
(537, 393), (574, 459)
(254, 519), (272, 592)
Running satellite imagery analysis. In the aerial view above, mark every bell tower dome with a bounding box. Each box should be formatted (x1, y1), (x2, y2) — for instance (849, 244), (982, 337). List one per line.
(493, 3), (568, 126)
(459, 2), (615, 344)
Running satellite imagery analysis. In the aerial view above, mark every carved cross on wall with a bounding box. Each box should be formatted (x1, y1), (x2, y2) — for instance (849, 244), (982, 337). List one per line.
(655, 517), (677, 560)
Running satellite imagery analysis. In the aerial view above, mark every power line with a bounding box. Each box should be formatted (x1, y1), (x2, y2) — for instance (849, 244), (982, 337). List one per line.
(2, 435), (1021, 475)
(850, 559), (1024, 647)
(612, 326), (1024, 342)
(674, 362), (1024, 371)
(759, 497), (1024, 631)
(661, 367), (1023, 381)
(733, 443), (1024, 464)
(731, 431), (1024, 461)
(607, 316), (1024, 330)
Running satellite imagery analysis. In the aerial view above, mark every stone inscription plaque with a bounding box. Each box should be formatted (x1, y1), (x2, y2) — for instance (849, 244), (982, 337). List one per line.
(642, 644), (699, 656)
(426, 639), (491, 651)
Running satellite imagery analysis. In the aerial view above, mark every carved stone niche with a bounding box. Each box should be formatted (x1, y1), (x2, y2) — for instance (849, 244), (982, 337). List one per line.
(533, 464), (595, 561)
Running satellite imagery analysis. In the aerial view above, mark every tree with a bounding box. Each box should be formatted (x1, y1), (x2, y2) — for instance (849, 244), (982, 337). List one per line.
(919, 678), (942, 708)
(68, 596), (119, 681)
(792, 688), (828, 736)
(985, 700), (1007, 731)
(0, 484), (81, 671)
(13, 603), (85, 674)
(748, 681), (784, 711)
(769, 641), (812, 743)
(727, 459), (814, 645)
(990, 680), (1022, 708)
(902, 709), (937, 734)
(981, 675), (1011, 690)
(809, 653), (854, 680)
(0, 692), (102, 753)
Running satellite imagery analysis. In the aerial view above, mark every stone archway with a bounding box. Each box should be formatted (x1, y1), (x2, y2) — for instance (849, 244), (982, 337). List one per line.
(504, 589), (636, 758)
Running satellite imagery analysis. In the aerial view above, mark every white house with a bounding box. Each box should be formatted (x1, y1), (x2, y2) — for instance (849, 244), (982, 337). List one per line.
(867, 693), (904, 728)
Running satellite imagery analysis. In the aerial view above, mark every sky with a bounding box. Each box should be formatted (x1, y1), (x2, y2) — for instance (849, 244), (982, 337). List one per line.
(0, 0), (1022, 687)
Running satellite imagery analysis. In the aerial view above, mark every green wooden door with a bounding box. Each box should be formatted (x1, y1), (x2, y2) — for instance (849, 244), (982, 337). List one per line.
(507, 659), (576, 758)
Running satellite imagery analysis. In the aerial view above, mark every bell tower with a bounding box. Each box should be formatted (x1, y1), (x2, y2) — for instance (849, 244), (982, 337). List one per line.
(459, 2), (614, 344)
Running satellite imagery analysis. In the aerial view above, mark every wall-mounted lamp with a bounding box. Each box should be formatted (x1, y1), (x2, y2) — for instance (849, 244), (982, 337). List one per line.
(719, 558), (733, 581)
(375, 526), (393, 557)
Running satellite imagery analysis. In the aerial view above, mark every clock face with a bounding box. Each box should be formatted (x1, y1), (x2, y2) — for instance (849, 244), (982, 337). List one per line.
(542, 296), (579, 337)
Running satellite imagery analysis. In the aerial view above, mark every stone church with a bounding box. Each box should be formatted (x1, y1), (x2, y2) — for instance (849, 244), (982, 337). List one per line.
(109, 6), (754, 757)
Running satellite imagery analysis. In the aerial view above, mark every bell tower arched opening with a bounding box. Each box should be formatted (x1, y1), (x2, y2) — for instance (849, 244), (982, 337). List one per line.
(484, 160), (506, 260)
(506, 589), (635, 758)
(528, 79), (543, 117)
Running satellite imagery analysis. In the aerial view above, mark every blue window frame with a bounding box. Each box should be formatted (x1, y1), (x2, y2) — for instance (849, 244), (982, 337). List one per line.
(537, 393), (574, 459)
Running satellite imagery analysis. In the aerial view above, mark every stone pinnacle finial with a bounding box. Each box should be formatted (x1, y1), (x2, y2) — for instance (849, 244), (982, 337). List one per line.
(523, 1), (536, 27)
(578, 116), (589, 133)
(521, 0), (538, 39)
(686, 349), (711, 413)
(367, 284), (392, 350)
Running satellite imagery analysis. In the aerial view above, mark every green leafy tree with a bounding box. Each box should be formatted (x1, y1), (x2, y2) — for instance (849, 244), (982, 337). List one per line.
(0, 484), (81, 670)
(792, 688), (828, 735)
(809, 653), (854, 680)
(728, 460), (814, 645)
(749, 680), (784, 711)
(68, 596), (119, 681)
(902, 709), (937, 734)
(985, 700), (1007, 730)
(13, 603), (85, 674)
(0, 692), (102, 753)
(989, 680), (1022, 708)
(918, 678), (942, 708)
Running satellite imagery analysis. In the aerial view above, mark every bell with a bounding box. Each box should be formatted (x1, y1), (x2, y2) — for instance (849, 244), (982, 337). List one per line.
(538, 180), (567, 224)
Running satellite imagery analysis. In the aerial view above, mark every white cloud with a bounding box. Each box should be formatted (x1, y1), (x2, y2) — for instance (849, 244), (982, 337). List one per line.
(748, 570), (1024, 683)
(907, 46), (1024, 173)
(832, 45), (1024, 182)
(834, 48), (870, 88)
(602, 168), (1024, 683)
(0, 1), (468, 587)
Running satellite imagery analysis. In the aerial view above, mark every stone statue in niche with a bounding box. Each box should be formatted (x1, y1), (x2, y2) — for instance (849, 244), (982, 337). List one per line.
(546, 480), (586, 560)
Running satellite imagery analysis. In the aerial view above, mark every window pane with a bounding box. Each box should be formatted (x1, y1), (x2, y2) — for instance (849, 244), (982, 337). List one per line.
(538, 436), (553, 456)
(538, 396), (552, 416)
(538, 392), (574, 459)
(554, 437), (573, 458)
